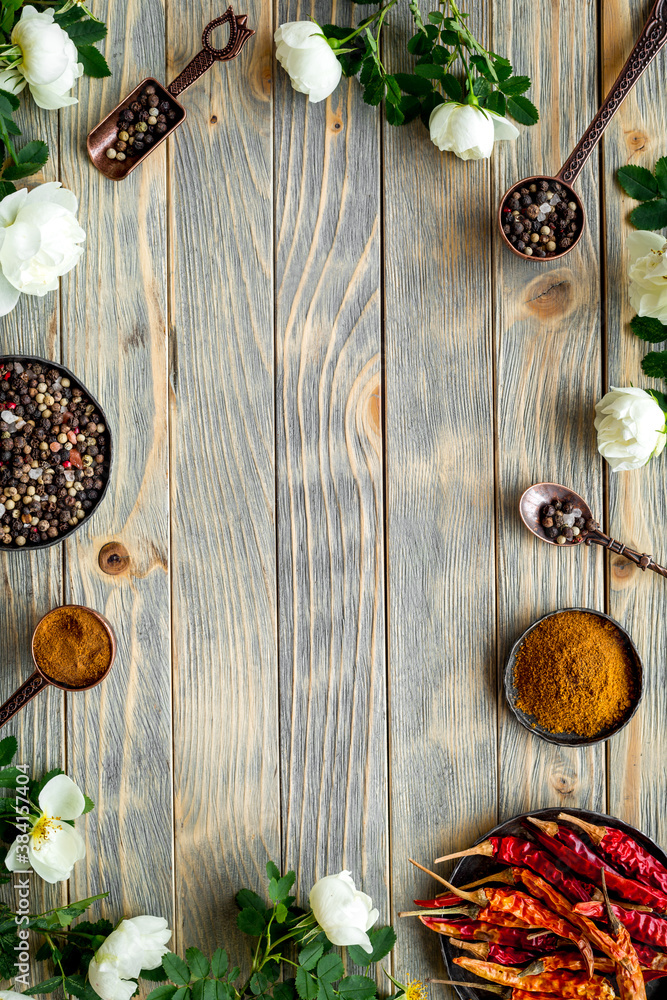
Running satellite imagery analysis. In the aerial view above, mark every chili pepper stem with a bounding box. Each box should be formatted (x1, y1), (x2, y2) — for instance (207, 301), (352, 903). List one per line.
(398, 908), (461, 917)
(526, 816), (558, 837)
(600, 870), (622, 936)
(408, 858), (485, 904)
(462, 870), (515, 890)
(448, 937), (488, 959)
(434, 841), (494, 864)
(429, 981), (505, 997)
(558, 812), (605, 845)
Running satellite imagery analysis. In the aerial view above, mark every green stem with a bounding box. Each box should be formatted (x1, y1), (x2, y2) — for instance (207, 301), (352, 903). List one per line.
(45, 933), (70, 1000)
(327, 0), (397, 46)
(456, 43), (476, 103)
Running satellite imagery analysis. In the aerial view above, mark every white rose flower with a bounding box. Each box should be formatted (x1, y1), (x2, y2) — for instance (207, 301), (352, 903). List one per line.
(309, 870), (379, 953)
(88, 916), (172, 1000)
(0, 182), (85, 316)
(5, 773), (86, 883)
(595, 386), (667, 472)
(0, 992), (31, 1000)
(275, 22), (342, 103)
(627, 230), (667, 326)
(0, 5), (83, 110)
(429, 101), (519, 160)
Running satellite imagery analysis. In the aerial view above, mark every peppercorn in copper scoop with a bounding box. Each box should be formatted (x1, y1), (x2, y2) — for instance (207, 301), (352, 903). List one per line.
(87, 7), (254, 181)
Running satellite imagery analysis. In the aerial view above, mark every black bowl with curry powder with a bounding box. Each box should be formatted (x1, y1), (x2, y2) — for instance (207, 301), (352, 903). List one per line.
(504, 608), (643, 747)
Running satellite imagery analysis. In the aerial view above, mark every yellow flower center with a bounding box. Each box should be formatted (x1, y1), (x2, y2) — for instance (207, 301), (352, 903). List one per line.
(31, 814), (62, 846)
(406, 980), (428, 1000)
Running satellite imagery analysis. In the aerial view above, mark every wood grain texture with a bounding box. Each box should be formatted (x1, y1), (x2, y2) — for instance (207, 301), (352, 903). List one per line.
(169, 0), (279, 964)
(601, 0), (667, 846)
(493, 0), (606, 820)
(0, 103), (65, 952)
(383, 2), (497, 990)
(59, 0), (173, 935)
(275, 0), (389, 940)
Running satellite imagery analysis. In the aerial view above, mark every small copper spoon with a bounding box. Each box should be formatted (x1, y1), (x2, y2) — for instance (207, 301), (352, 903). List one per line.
(499, 0), (667, 262)
(0, 605), (117, 728)
(519, 482), (667, 579)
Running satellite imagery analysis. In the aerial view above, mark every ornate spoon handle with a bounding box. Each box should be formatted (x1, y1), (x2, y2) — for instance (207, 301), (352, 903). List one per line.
(0, 671), (49, 728)
(585, 527), (667, 579)
(167, 7), (254, 98)
(558, 0), (667, 184)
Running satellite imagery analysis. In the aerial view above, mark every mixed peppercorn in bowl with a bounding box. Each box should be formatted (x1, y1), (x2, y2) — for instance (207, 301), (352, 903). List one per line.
(0, 356), (112, 549)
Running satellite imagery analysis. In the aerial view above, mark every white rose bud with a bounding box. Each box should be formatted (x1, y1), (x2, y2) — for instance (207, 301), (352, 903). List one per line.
(2, 5), (83, 110)
(429, 101), (519, 160)
(628, 230), (667, 326)
(595, 386), (667, 472)
(0, 182), (85, 317)
(275, 22), (342, 104)
(88, 916), (172, 1000)
(309, 870), (379, 953)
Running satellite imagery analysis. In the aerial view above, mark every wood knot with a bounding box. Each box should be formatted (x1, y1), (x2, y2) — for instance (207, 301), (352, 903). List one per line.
(624, 129), (649, 154)
(612, 557), (635, 580)
(551, 771), (575, 795)
(366, 379), (381, 438)
(328, 111), (343, 134)
(210, 115), (218, 124)
(523, 269), (576, 320)
(98, 542), (130, 576)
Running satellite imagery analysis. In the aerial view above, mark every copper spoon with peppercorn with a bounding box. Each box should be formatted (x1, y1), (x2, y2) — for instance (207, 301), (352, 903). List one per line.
(520, 482), (667, 579)
(499, 0), (667, 263)
(87, 7), (254, 181)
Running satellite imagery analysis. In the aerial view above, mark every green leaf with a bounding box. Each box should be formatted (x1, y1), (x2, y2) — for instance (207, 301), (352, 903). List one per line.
(147, 988), (178, 1000)
(385, 101), (405, 126)
(655, 156), (667, 199)
(630, 198), (667, 230)
(441, 73), (462, 102)
(407, 31), (432, 56)
(440, 29), (459, 45)
(420, 92), (444, 128)
(64, 19), (107, 44)
(393, 72), (432, 96)
(399, 95), (421, 123)
(82, 793), (95, 814)
(266, 860), (281, 881)
(4, 139), (49, 180)
(642, 350), (667, 379)
(77, 44), (111, 78)
(617, 164), (660, 201)
(336, 976), (377, 1000)
(413, 64), (443, 80)
(2, 116), (20, 136)
(250, 973), (269, 996)
(237, 907), (266, 936)
(499, 75), (531, 96)
(316, 954), (344, 983)
(269, 871), (296, 904)
(173, 989), (192, 1000)
(275, 902), (289, 923)
(141, 966), (167, 982)
(427, 11), (443, 23)
(431, 45), (451, 65)
(162, 953), (191, 987)
(0, 736), (17, 766)
(64, 976), (100, 1000)
(0, 88), (19, 116)
(484, 90), (506, 116)
(647, 388), (667, 412)
(23, 978), (64, 995)
(385, 75), (401, 105)
(52, 892), (109, 927)
(0, 767), (21, 788)
(273, 981), (297, 1000)
(472, 77), (492, 99)
(295, 968), (319, 1000)
(186, 948), (210, 980)
(298, 943), (324, 972)
(236, 889), (268, 914)
(631, 314), (667, 343)
(507, 94), (539, 125)
(211, 948), (228, 979)
(347, 925), (397, 967)
(362, 73), (385, 106)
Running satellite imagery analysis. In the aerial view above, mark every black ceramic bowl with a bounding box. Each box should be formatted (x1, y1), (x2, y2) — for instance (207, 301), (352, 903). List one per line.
(440, 807), (667, 1000)
(0, 355), (112, 551)
(504, 607), (643, 747)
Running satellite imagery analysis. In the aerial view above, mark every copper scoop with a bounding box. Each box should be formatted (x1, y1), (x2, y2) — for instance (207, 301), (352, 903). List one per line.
(87, 7), (254, 180)
(499, 0), (667, 262)
(520, 482), (667, 579)
(0, 605), (117, 728)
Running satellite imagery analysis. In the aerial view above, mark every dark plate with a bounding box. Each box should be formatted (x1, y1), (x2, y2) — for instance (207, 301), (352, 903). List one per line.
(439, 807), (667, 1000)
(504, 608), (644, 747)
(0, 355), (112, 551)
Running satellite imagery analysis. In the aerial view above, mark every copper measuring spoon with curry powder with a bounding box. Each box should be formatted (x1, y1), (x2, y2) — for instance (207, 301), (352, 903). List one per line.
(0, 605), (116, 727)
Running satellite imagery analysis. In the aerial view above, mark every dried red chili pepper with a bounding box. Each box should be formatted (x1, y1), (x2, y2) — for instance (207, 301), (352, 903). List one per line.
(522, 953), (667, 984)
(448, 937), (538, 965)
(419, 916), (557, 951)
(599, 869), (646, 1000)
(526, 817), (667, 911)
(559, 812), (667, 896)
(430, 981), (566, 1000)
(413, 893), (464, 908)
(452, 956), (615, 998)
(575, 901), (667, 949)
(512, 866), (634, 973)
(435, 835), (595, 903)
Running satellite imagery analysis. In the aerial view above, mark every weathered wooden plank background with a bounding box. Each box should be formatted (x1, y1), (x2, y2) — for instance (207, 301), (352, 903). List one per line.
(0, 0), (666, 997)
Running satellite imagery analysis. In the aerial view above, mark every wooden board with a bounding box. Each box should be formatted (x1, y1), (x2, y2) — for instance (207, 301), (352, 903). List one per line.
(275, 0), (389, 951)
(169, 0), (279, 965)
(383, 0), (497, 987)
(602, 0), (667, 846)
